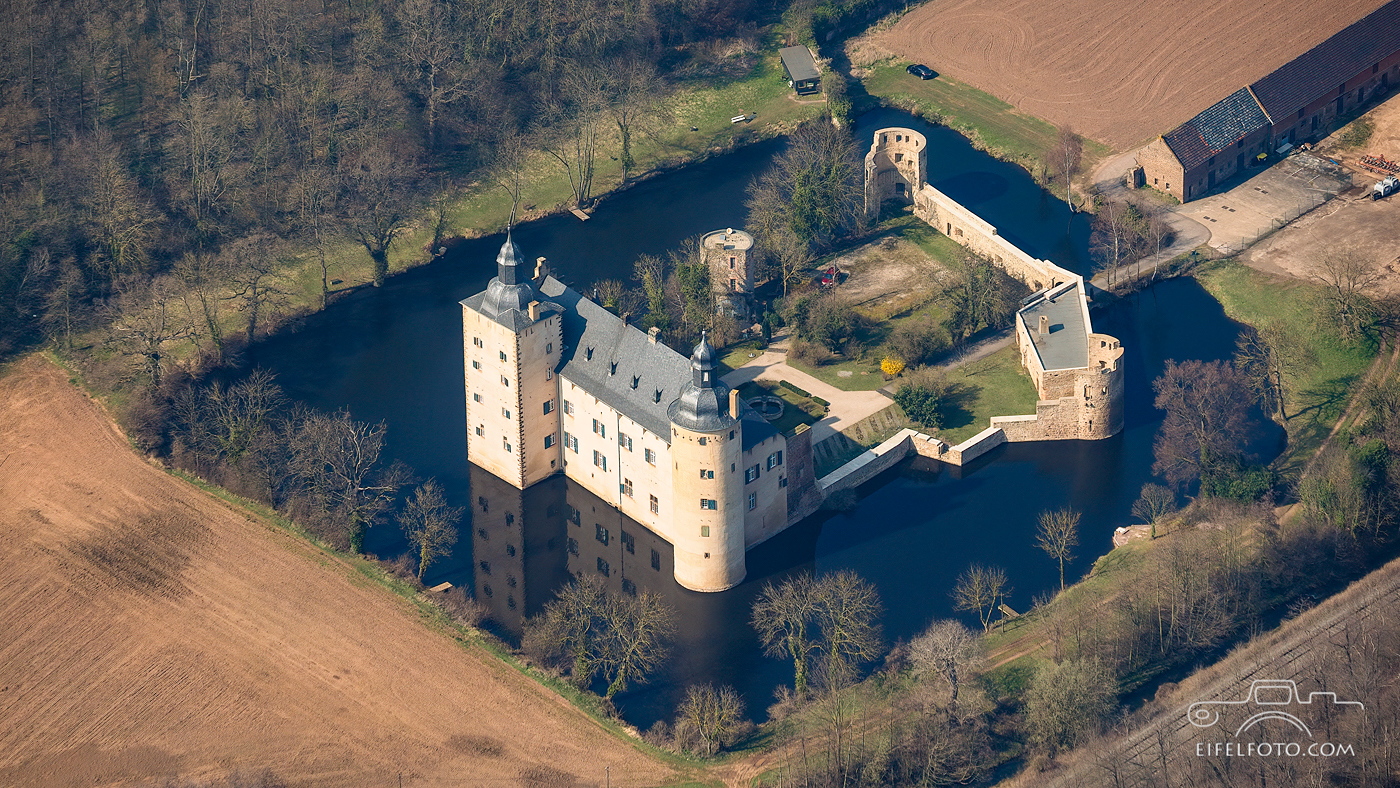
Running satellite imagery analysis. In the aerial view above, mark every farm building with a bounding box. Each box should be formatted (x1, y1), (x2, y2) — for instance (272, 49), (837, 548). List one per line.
(778, 46), (821, 95)
(1137, 0), (1400, 202)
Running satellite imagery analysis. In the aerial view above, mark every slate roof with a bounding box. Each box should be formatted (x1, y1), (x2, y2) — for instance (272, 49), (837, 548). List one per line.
(1161, 88), (1270, 171)
(1249, 0), (1400, 122)
(538, 277), (693, 440)
(740, 410), (779, 452)
(779, 46), (820, 82)
(1020, 282), (1088, 372)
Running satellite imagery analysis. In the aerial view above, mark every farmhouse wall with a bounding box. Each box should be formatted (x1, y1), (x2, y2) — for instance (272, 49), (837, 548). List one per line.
(1136, 137), (1187, 202)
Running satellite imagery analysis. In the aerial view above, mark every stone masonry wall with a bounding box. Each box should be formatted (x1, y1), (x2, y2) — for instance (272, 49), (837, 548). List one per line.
(1135, 137), (1186, 202)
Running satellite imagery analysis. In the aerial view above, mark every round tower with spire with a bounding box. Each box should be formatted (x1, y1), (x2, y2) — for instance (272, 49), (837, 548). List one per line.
(667, 332), (747, 592)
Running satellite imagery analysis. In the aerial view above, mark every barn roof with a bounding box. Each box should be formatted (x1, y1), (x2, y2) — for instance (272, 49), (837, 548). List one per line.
(1161, 88), (1270, 171)
(778, 46), (820, 82)
(1249, 0), (1400, 122)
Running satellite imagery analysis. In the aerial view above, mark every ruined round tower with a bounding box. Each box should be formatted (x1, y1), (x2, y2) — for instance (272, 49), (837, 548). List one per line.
(667, 332), (746, 592)
(701, 228), (755, 318)
(864, 127), (927, 213)
(1080, 334), (1125, 439)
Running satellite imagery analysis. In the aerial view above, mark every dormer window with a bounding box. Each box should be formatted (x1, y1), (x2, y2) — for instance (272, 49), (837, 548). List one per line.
(585, 347), (594, 360)
(654, 389), (663, 403)
(702, 371), (710, 384)
(631, 376), (640, 389)
(609, 361), (618, 376)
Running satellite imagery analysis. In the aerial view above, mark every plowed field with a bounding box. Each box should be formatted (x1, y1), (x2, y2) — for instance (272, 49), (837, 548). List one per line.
(875, 0), (1388, 149)
(0, 357), (678, 788)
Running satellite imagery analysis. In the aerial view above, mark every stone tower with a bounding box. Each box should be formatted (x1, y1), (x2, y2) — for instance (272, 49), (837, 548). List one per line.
(666, 332), (746, 592)
(462, 233), (563, 489)
(1079, 334), (1125, 439)
(701, 228), (755, 319)
(864, 127), (928, 214)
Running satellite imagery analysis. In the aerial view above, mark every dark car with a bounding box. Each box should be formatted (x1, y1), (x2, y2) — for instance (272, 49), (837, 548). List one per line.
(906, 64), (936, 80)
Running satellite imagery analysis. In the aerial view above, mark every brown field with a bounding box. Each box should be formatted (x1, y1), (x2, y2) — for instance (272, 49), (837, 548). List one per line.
(875, 0), (1387, 149)
(0, 357), (680, 788)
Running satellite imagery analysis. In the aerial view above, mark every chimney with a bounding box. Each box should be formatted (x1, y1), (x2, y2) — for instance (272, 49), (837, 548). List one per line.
(534, 257), (549, 281)
(729, 388), (740, 417)
(528, 301), (541, 321)
(1038, 314), (1049, 336)
(648, 326), (661, 344)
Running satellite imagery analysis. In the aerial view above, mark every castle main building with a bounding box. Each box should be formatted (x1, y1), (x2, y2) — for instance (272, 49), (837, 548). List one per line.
(462, 235), (811, 592)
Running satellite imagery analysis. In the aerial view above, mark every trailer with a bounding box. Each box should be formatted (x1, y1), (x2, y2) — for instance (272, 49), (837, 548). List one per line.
(1373, 175), (1400, 200)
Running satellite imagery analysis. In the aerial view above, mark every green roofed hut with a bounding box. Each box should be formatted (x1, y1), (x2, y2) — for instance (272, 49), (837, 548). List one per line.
(778, 46), (820, 96)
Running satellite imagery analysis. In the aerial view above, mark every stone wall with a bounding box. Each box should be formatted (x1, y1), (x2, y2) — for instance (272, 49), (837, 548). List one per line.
(1135, 137), (1187, 202)
(911, 183), (1069, 291)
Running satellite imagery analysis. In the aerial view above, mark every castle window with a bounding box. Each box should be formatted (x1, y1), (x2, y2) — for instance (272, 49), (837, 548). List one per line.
(730, 257), (736, 268)
(894, 152), (903, 162)
(593, 450), (607, 470)
(544, 434), (555, 449)
(621, 478), (634, 497)
(473, 392), (481, 403)
(654, 390), (663, 403)
(507, 574), (517, 588)
(596, 558), (610, 577)
(649, 495), (659, 514)
(478, 496), (488, 511)
(631, 375), (640, 389)
(543, 400), (554, 414)
(473, 337), (483, 347)
(499, 351), (508, 361)
(505, 513), (514, 525)
(592, 419), (605, 437)
(700, 469), (714, 479)
(546, 368), (552, 381)
(506, 544), (516, 557)
(780, 477), (788, 488)
(472, 360), (481, 370)
(566, 505), (580, 525)
(501, 375), (510, 386)
(482, 584), (493, 597)
(609, 362), (617, 376)
(745, 465), (760, 483)
(701, 525), (711, 537)
(585, 347), (594, 360)
(621, 530), (635, 554)
(564, 432), (578, 452)
(645, 448), (657, 465)
(699, 437), (708, 446)
(651, 549), (661, 570)
(621, 578), (636, 596)
(619, 433), (633, 451)
(477, 527), (488, 540)
(730, 279), (736, 289)
(475, 425), (484, 436)
(730, 431), (734, 440)
(767, 451), (783, 470)
(479, 560), (491, 574)
(748, 493), (757, 511)
(506, 595), (516, 609)
(563, 400), (573, 415)
(502, 408), (512, 419)
(503, 441), (512, 453)
(547, 343), (553, 353)
(595, 524), (609, 545)
(567, 538), (578, 556)
(701, 499), (717, 510)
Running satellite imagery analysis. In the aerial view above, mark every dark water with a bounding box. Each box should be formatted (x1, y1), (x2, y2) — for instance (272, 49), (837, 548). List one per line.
(245, 111), (1272, 727)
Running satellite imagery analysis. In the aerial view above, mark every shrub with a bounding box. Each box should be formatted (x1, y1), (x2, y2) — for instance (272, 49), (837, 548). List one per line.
(778, 379), (813, 398)
(881, 357), (906, 377)
(894, 368), (953, 429)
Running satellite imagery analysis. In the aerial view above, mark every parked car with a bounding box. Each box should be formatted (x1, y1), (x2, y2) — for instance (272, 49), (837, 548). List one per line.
(1373, 175), (1399, 200)
(906, 64), (936, 80)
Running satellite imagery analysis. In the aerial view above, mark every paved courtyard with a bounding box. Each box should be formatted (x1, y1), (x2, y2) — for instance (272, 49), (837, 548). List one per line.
(721, 351), (893, 443)
(1177, 152), (1352, 254)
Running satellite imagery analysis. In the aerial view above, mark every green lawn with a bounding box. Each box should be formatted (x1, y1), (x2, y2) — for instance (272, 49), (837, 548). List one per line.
(1196, 261), (1378, 464)
(785, 356), (887, 390)
(932, 345), (1040, 445)
(862, 61), (1110, 169)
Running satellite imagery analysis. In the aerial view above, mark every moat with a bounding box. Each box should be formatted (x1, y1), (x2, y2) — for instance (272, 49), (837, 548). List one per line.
(245, 109), (1278, 727)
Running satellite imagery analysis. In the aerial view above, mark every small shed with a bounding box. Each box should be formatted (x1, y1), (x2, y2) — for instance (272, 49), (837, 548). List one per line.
(778, 46), (821, 95)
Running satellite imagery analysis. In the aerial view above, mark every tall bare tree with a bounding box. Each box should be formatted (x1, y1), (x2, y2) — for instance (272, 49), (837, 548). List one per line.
(813, 570), (883, 691)
(289, 410), (406, 552)
(107, 276), (197, 388)
(222, 233), (292, 346)
(908, 619), (980, 712)
(343, 141), (420, 288)
(1234, 325), (1313, 421)
(676, 683), (746, 756)
(1036, 507), (1081, 591)
(1151, 359), (1257, 489)
(752, 573), (821, 696)
(599, 590), (675, 698)
(951, 563), (1009, 631)
(398, 478), (462, 581)
(1052, 125), (1083, 208)
(1315, 249), (1382, 343)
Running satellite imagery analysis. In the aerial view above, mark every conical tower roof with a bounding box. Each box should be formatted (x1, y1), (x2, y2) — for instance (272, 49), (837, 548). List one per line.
(668, 331), (736, 432)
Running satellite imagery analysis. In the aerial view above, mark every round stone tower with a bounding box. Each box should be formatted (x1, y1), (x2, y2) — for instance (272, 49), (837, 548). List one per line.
(864, 127), (928, 214)
(667, 332), (746, 592)
(1080, 333), (1125, 439)
(701, 228), (755, 318)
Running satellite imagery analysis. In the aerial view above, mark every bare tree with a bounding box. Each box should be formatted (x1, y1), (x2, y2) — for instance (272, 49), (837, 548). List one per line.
(393, 0), (474, 152)
(604, 58), (669, 185)
(289, 410), (406, 552)
(541, 66), (608, 208)
(106, 276), (197, 388)
(1314, 248), (1382, 343)
(1234, 325), (1313, 421)
(201, 368), (285, 465)
(757, 226), (814, 297)
(1131, 483), (1176, 538)
(908, 619), (980, 712)
(221, 233), (292, 346)
(746, 120), (866, 253)
(1052, 125), (1083, 208)
(951, 564), (1010, 631)
(812, 570), (883, 691)
(599, 589), (675, 698)
(1151, 359), (1257, 489)
(752, 573), (821, 696)
(1037, 507), (1081, 591)
(398, 479), (462, 581)
(676, 683), (746, 756)
(1024, 658), (1117, 756)
(524, 574), (610, 686)
(343, 142), (420, 288)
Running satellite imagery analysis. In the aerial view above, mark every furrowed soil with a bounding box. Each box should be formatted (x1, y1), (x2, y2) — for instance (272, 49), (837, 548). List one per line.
(874, 0), (1387, 149)
(0, 356), (679, 788)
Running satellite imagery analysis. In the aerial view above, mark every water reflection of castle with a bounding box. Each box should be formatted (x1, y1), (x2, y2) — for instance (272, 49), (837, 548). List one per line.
(467, 463), (680, 634)
(461, 234), (820, 593)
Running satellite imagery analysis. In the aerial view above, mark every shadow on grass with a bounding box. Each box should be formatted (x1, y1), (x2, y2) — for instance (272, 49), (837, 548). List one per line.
(1292, 374), (1361, 422)
(935, 381), (979, 432)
